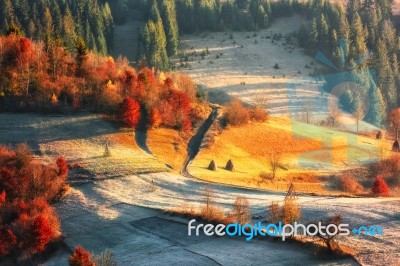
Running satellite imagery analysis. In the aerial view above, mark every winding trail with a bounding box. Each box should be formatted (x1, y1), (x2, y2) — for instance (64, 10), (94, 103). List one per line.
(181, 105), (220, 177)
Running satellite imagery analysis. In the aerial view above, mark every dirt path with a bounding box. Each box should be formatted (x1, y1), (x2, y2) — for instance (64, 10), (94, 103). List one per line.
(181, 106), (220, 176)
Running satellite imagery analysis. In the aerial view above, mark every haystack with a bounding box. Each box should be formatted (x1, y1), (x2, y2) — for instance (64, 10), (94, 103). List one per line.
(104, 142), (111, 157)
(225, 159), (235, 172)
(376, 131), (382, 140)
(392, 140), (399, 152)
(208, 160), (218, 171)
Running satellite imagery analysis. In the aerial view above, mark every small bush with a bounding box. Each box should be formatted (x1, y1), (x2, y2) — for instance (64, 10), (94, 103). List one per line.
(339, 175), (363, 194)
(371, 175), (390, 196)
(223, 99), (250, 126)
(260, 172), (273, 182)
(200, 187), (226, 223)
(69, 246), (95, 266)
(269, 202), (281, 224)
(310, 214), (343, 251)
(229, 197), (250, 224)
(94, 249), (118, 266)
(250, 105), (269, 122)
(56, 156), (69, 178)
(281, 197), (301, 225)
(373, 155), (400, 178)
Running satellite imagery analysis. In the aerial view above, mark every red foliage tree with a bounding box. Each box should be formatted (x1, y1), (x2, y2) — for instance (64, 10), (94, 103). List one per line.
(29, 215), (55, 253)
(149, 108), (162, 128)
(0, 191), (5, 205)
(68, 246), (95, 266)
(371, 175), (390, 196)
(56, 156), (68, 179)
(183, 119), (192, 133)
(159, 89), (191, 130)
(0, 145), (64, 258)
(164, 77), (174, 89)
(0, 167), (18, 200)
(0, 228), (17, 256)
(119, 97), (141, 128)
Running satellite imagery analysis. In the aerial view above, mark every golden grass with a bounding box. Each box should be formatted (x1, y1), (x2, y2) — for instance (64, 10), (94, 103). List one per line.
(147, 128), (189, 171)
(189, 116), (386, 194)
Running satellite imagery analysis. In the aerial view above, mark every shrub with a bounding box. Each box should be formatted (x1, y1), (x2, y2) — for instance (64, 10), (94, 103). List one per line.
(250, 105), (269, 122)
(29, 215), (56, 253)
(69, 246), (95, 266)
(94, 249), (118, 266)
(200, 187), (226, 223)
(119, 97), (141, 128)
(269, 202), (281, 224)
(223, 99), (250, 126)
(371, 175), (390, 196)
(190, 102), (211, 125)
(260, 172), (273, 182)
(281, 197), (301, 225)
(56, 156), (68, 179)
(373, 155), (400, 178)
(339, 175), (363, 194)
(310, 214), (343, 251)
(15, 143), (33, 168)
(229, 197), (250, 224)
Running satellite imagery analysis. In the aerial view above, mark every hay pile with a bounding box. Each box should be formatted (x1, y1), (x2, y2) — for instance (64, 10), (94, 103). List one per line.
(208, 160), (218, 171)
(104, 142), (111, 157)
(225, 159), (235, 172)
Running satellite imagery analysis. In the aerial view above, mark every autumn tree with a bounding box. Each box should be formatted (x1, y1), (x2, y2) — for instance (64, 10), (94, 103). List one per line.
(231, 196), (250, 224)
(371, 175), (390, 196)
(268, 201), (281, 224)
(149, 108), (162, 128)
(56, 156), (68, 179)
(119, 97), (141, 128)
(0, 145), (64, 259)
(353, 100), (367, 132)
(267, 151), (282, 180)
(389, 108), (400, 139)
(281, 196), (301, 225)
(311, 214), (343, 251)
(223, 99), (250, 126)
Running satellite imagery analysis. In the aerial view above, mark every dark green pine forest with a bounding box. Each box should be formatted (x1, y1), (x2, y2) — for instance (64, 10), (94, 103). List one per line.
(0, 0), (113, 54)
